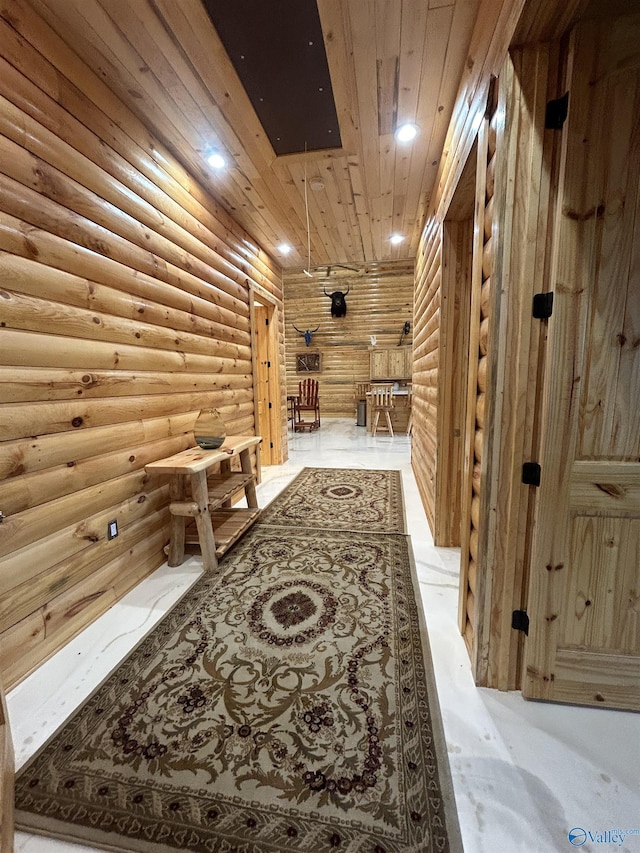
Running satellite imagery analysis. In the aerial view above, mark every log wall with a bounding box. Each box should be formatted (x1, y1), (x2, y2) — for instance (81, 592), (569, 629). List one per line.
(457, 109), (498, 667)
(411, 0), (528, 540)
(412, 222), (442, 533)
(413, 0), (567, 689)
(283, 263), (414, 418)
(475, 44), (560, 688)
(0, 2), (284, 688)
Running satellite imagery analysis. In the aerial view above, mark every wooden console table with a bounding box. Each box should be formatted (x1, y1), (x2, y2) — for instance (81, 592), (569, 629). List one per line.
(145, 435), (261, 571)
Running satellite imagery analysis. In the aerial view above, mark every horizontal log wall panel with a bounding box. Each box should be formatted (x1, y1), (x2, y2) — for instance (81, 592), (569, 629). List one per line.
(0, 252), (250, 342)
(0, 528), (169, 688)
(0, 21), (281, 298)
(1, 288), (251, 361)
(283, 264), (414, 418)
(412, 219), (442, 530)
(0, 367), (251, 404)
(0, 329), (245, 375)
(0, 413), (195, 479)
(0, 506), (169, 632)
(0, 217), (248, 332)
(0, 5), (285, 687)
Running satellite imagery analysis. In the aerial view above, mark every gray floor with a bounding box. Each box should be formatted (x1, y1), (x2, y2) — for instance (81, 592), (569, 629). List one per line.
(8, 419), (640, 852)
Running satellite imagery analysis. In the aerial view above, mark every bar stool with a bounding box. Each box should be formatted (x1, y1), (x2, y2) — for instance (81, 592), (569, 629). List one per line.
(370, 383), (395, 437)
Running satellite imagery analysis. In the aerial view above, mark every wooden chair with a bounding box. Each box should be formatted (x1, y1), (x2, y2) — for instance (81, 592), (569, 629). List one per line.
(406, 385), (413, 436)
(354, 381), (370, 423)
(370, 383), (395, 437)
(294, 378), (320, 431)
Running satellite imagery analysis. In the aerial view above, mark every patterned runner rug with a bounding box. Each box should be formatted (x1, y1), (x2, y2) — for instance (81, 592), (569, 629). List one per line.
(257, 468), (406, 534)
(15, 525), (461, 852)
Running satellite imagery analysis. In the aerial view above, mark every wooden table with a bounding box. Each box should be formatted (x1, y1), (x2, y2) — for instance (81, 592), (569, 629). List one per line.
(145, 435), (261, 571)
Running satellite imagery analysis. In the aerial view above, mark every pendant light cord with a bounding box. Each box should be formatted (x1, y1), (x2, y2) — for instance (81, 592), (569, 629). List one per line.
(303, 143), (312, 276)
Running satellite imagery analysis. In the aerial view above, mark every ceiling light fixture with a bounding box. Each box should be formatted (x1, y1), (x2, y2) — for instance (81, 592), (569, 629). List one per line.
(395, 123), (419, 143)
(207, 151), (227, 169)
(278, 243), (292, 255)
(390, 234), (405, 245)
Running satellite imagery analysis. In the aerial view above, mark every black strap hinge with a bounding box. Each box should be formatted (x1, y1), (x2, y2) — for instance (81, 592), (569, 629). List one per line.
(522, 462), (541, 487)
(545, 92), (569, 129)
(512, 609), (529, 635)
(485, 74), (498, 120)
(532, 291), (554, 320)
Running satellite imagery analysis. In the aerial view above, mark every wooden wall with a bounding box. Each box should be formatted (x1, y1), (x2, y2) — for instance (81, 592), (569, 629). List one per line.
(412, 0), (581, 690)
(412, 223), (441, 532)
(0, 3), (284, 688)
(283, 263), (414, 418)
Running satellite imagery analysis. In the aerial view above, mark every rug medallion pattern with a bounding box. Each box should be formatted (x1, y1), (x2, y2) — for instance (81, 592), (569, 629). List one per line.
(256, 468), (406, 533)
(15, 528), (455, 852)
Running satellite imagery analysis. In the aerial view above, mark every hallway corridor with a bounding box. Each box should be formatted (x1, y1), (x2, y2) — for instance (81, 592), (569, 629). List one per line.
(8, 420), (640, 853)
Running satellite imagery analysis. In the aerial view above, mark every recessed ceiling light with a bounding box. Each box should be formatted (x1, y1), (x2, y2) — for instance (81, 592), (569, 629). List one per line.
(207, 151), (226, 169)
(390, 234), (405, 245)
(395, 123), (419, 143)
(278, 243), (292, 255)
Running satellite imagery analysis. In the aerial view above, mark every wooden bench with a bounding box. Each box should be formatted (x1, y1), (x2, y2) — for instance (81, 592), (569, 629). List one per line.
(145, 435), (261, 571)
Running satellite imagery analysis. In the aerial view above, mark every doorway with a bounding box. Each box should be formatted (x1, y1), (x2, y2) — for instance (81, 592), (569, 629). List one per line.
(251, 293), (281, 466)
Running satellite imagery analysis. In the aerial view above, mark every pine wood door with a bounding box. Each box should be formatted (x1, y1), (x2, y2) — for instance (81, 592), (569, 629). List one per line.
(253, 303), (274, 465)
(523, 13), (640, 710)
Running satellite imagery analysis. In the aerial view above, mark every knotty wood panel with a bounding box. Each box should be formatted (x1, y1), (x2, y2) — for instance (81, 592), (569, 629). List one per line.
(0, 4), (284, 688)
(524, 11), (640, 710)
(411, 0), (529, 544)
(413, 3), (572, 692)
(283, 263), (414, 419)
(17, 0), (480, 269)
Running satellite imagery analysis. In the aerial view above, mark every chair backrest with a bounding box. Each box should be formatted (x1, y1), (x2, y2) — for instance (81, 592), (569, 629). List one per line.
(370, 383), (394, 408)
(298, 378), (319, 406)
(355, 382), (370, 400)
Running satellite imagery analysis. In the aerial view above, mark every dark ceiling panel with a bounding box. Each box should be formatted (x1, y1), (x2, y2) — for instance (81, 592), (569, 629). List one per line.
(202, 0), (341, 156)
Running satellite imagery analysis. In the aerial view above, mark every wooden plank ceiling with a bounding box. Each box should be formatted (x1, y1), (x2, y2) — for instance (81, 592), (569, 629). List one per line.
(25, 0), (479, 269)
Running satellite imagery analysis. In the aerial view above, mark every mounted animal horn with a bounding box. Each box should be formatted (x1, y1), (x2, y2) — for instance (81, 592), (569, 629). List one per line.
(293, 323), (320, 347)
(324, 285), (350, 318)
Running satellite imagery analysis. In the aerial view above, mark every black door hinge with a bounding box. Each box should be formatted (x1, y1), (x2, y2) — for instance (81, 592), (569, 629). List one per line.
(268, 402), (272, 409)
(512, 609), (529, 635)
(270, 441), (274, 449)
(265, 317), (269, 326)
(532, 291), (554, 320)
(522, 462), (541, 487)
(545, 92), (569, 129)
(485, 74), (498, 120)
(267, 360), (271, 368)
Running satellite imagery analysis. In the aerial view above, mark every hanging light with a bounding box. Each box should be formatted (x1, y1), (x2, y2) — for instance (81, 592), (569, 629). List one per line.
(302, 143), (313, 277)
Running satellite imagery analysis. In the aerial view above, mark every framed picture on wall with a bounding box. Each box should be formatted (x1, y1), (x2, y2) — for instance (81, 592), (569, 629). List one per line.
(296, 352), (321, 373)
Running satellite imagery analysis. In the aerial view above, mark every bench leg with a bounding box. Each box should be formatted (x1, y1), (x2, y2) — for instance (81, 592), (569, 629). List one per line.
(190, 470), (218, 571)
(167, 475), (186, 567)
(240, 447), (258, 508)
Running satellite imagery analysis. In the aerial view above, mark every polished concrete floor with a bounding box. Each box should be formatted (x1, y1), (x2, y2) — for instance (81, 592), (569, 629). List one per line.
(8, 419), (640, 853)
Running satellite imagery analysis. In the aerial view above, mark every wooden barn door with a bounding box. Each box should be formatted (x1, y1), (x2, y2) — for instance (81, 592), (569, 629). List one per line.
(523, 12), (640, 710)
